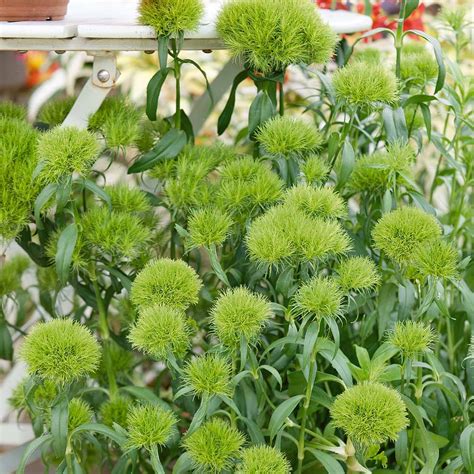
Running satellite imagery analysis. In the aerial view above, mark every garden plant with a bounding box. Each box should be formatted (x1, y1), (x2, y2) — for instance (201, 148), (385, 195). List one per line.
(0, 0), (473, 472)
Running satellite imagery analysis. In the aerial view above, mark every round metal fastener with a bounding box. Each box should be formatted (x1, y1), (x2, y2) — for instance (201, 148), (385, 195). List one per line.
(97, 69), (111, 83)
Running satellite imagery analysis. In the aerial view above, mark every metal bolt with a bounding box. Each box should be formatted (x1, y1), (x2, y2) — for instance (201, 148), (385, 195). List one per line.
(97, 69), (110, 83)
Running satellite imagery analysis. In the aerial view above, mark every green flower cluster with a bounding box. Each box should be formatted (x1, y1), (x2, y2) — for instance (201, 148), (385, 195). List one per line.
(400, 43), (438, 86)
(388, 321), (435, 360)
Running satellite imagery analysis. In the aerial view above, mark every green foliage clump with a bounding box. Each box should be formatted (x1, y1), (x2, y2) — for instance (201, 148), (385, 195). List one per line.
(68, 398), (93, 431)
(37, 97), (75, 126)
(9, 378), (57, 413)
(336, 256), (380, 293)
(388, 321), (435, 359)
(411, 239), (459, 280)
(331, 382), (409, 446)
(37, 127), (100, 184)
(301, 155), (330, 185)
(0, 255), (29, 296)
(183, 418), (245, 473)
(100, 396), (131, 428)
(183, 353), (233, 398)
(0, 101), (27, 121)
(211, 287), (272, 347)
(333, 61), (399, 108)
(188, 207), (233, 248)
(128, 304), (190, 361)
(237, 445), (291, 474)
(216, 0), (336, 75)
(372, 207), (441, 265)
(139, 0), (204, 36)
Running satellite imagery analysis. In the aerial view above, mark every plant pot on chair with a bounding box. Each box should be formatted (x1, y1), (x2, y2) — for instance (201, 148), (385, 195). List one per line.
(0, 0), (70, 21)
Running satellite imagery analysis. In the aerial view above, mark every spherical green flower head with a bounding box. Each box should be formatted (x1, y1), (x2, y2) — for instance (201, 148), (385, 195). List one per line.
(37, 97), (75, 127)
(372, 207), (441, 265)
(440, 7), (468, 30)
(100, 396), (131, 428)
(81, 207), (152, 261)
(89, 96), (142, 148)
(126, 403), (177, 450)
(131, 258), (202, 310)
(256, 116), (323, 157)
(351, 47), (382, 65)
(301, 154), (330, 185)
(411, 240), (459, 280)
(9, 378), (57, 412)
(68, 398), (93, 431)
(37, 126), (100, 184)
(331, 382), (409, 447)
(0, 101), (27, 121)
(333, 61), (399, 109)
(183, 353), (233, 398)
(128, 304), (190, 361)
(211, 287), (272, 347)
(136, 118), (166, 154)
(337, 256), (380, 293)
(139, 0), (204, 36)
(104, 183), (152, 214)
(0, 255), (29, 296)
(183, 418), (245, 473)
(236, 445), (291, 474)
(293, 276), (343, 320)
(388, 321), (435, 359)
(400, 50), (438, 86)
(217, 0), (336, 75)
(283, 184), (346, 220)
(21, 319), (101, 385)
(188, 207), (233, 248)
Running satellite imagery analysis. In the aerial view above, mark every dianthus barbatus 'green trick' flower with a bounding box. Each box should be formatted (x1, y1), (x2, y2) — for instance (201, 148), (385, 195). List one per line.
(216, 0), (336, 75)
(139, 0), (204, 37)
(293, 276), (343, 320)
(388, 321), (435, 359)
(128, 304), (190, 361)
(411, 239), (459, 280)
(237, 445), (291, 474)
(105, 183), (153, 215)
(333, 61), (399, 108)
(188, 207), (233, 248)
(372, 207), (441, 265)
(68, 398), (93, 431)
(37, 127), (100, 184)
(211, 287), (272, 347)
(183, 418), (245, 473)
(336, 256), (380, 293)
(352, 47), (382, 65)
(0, 101), (27, 121)
(400, 43), (438, 86)
(183, 353), (233, 398)
(331, 382), (409, 447)
(9, 378), (57, 413)
(256, 116), (323, 157)
(126, 404), (177, 450)
(37, 97), (75, 127)
(21, 319), (101, 385)
(0, 255), (29, 296)
(301, 154), (330, 185)
(100, 396), (131, 428)
(131, 258), (202, 310)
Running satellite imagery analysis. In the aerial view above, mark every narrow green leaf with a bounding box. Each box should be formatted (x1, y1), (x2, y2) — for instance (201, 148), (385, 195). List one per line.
(207, 244), (230, 287)
(0, 321), (13, 361)
(306, 448), (345, 474)
(82, 179), (112, 208)
(460, 425), (474, 474)
(158, 35), (170, 71)
(404, 0), (419, 18)
(17, 434), (53, 474)
(34, 183), (58, 229)
(172, 452), (193, 474)
(70, 423), (127, 447)
(55, 223), (78, 285)
(248, 90), (275, 138)
(337, 140), (355, 187)
(146, 68), (171, 121)
(218, 70), (248, 135)
(269, 395), (305, 439)
(51, 394), (69, 457)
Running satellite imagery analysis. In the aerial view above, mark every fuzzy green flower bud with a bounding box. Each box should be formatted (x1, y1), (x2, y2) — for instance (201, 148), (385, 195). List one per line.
(68, 398), (93, 431)
(301, 154), (330, 185)
(37, 97), (75, 127)
(139, 0), (204, 37)
(183, 418), (245, 473)
(37, 127), (100, 184)
(331, 382), (409, 447)
(100, 396), (131, 428)
(183, 353), (233, 398)
(411, 240), (459, 280)
(211, 287), (272, 347)
(400, 44), (438, 86)
(372, 207), (441, 265)
(336, 256), (380, 293)
(388, 321), (435, 360)
(129, 304), (190, 361)
(21, 319), (101, 385)
(188, 207), (233, 248)
(333, 61), (399, 109)
(105, 183), (153, 215)
(9, 378), (57, 413)
(256, 116), (323, 157)
(0, 101), (27, 121)
(131, 258), (202, 311)
(237, 445), (291, 474)
(217, 0), (336, 75)
(126, 404), (177, 450)
(293, 276), (343, 320)
(0, 255), (29, 296)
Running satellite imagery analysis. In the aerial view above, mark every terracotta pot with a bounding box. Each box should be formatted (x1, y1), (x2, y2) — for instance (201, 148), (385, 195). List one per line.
(0, 0), (70, 21)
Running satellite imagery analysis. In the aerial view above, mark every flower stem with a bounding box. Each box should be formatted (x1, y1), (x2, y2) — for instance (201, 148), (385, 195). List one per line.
(395, 0), (407, 79)
(173, 41), (181, 130)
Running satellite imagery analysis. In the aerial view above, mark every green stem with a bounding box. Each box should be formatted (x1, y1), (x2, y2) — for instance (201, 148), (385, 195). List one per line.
(395, 0), (407, 79)
(173, 42), (181, 129)
(279, 79), (285, 116)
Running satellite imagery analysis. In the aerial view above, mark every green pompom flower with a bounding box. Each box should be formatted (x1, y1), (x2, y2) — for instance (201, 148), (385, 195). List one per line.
(331, 382), (409, 447)
(237, 445), (291, 474)
(400, 44), (438, 86)
(301, 155), (330, 185)
(37, 127), (100, 184)
(68, 398), (93, 431)
(337, 256), (380, 293)
(211, 287), (272, 347)
(0, 101), (27, 121)
(183, 418), (245, 473)
(388, 321), (435, 359)
(256, 116), (323, 157)
(126, 404), (177, 450)
(188, 207), (233, 248)
(372, 207), (441, 264)
(183, 353), (233, 398)
(21, 319), (101, 385)
(131, 258), (202, 310)
(352, 47), (382, 65)
(9, 379), (57, 413)
(411, 240), (459, 280)
(216, 0), (336, 75)
(105, 183), (153, 215)
(333, 61), (399, 108)
(0, 255), (29, 296)
(100, 396), (131, 428)
(129, 304), (190, 361)
(283, 184), (346, 220)
(293, 276), (343, 320)
(37, 97), (75, 126)
(139, 0), (204, 36)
